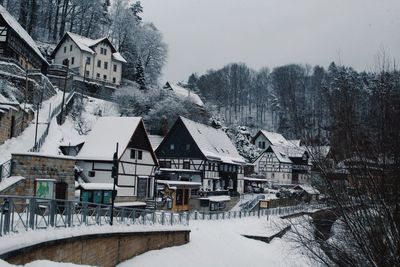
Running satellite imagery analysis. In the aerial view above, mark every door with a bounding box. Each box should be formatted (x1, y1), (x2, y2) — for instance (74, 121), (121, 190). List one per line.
(55, 182), (68, 200)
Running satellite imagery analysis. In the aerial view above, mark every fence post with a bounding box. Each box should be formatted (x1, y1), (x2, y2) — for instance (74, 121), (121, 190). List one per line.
(143, 210), (146, 225)
(152, 211), (155, 224)
(49, 200), (56, 227)
(67, 201), (73, 227)
(171, 213), (173, 226)
(195, 211), (198, 220)
(161, 211), (165, 225)
(29, 198), (36, 230)
(2, 198), (10, 235)
(96, 205), (100, 225)
(179, 213), (182, 224)
(82, 203), (88, 225)
(186, 212), (190, 225)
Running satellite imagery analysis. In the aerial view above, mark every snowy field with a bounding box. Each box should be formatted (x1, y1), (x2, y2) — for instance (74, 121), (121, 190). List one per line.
(118, 217), (313, 267)
(0, 216), (315, 267)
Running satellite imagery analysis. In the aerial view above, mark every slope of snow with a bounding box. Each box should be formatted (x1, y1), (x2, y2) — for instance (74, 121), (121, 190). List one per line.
(0, 89), (64, 164)
(40, 97), (119, 156)
(118, 217), (313, 267)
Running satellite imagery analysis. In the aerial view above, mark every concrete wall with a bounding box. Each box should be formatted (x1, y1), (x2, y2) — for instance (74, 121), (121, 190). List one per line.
(9, 153), (76, 200)
(1, 230), (190, 267)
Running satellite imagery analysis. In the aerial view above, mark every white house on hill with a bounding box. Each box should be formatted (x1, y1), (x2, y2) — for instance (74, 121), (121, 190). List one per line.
(76, 117), (158, 201)
(51, 32), (126, 86)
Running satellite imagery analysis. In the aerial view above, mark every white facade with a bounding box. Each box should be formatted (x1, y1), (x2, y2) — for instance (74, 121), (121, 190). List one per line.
(77, 148), (156, 198)
(52, 32), (126, 86)
(253, 150), (292, 184)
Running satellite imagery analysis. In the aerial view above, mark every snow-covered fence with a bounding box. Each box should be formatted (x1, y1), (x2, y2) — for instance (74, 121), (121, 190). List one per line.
(0, 160), (12, 181)
(188, 203), (327, 221)
(29, 91), (76, 152)
(0, 195), (188, 237)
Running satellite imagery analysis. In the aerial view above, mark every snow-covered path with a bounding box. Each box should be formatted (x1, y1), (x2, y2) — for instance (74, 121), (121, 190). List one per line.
(0, 89), (64, 164)
(118, 217), (313, 267)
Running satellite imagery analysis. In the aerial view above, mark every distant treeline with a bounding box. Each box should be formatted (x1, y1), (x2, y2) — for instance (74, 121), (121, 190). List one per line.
(187, 60), (400, 161)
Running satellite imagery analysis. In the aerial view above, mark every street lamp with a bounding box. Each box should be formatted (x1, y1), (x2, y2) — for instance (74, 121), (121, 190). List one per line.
(60, 59), (69, 124)
(82, 57), (90, 102)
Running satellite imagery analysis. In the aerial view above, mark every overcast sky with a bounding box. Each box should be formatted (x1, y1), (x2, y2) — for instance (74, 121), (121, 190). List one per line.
(141, 0), (400, 82)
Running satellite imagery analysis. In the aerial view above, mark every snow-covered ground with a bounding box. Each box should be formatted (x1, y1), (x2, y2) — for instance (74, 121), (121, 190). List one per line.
(0, 89), (64, 164)
(0, 215), (318, 267)
(118, 217), (314, 267)
(40, 96), (119, 155)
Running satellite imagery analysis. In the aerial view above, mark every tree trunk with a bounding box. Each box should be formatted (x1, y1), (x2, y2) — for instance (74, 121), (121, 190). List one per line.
(18, 0), (28, 30)
(53, 0), (61, 41)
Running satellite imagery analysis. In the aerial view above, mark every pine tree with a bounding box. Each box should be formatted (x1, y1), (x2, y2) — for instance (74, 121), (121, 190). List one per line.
(135, 60), (146, 90)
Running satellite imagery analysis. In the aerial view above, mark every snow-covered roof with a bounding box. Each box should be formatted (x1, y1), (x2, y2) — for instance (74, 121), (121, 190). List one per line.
(243, 177), (269, 182)
(294, 184), (320, 195)
(157, 180), (202, 187)
(57, 32), (126, 63)
(78, 183), (117, 191)
(180, 117), (246, 165)
(0, 93), (18, 105)
(0, 176), (25, 192)
(148, 134), (164, 151)
(114, 201), (146, 207)
(112, 52), (127, 63)
(66, 32), (107, 54)
(269, 145), (292, 164)
(0, 5), (48, 65)
(165, 82), (204, 106)
(159, 168), (202, 173)
(199, 195), (231, 202)
(77, 117), (142, 161)
(260, 130), (291, 147)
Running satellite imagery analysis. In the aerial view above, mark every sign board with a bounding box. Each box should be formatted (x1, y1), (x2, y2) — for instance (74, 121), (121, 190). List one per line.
(35, 179), (55, 199)
(259, 200), (269, 209)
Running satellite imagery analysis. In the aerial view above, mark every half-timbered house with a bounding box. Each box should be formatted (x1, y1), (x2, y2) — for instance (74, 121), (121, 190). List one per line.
(0, 5), (49, 71)
(76, 117), (158, 201)
(155, 116), (246, 208)
(253, 145), (293, 184)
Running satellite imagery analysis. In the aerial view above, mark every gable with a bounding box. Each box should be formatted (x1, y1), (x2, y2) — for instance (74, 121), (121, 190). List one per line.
(155, 118), (204, 159)
(127, 120), (158, 165)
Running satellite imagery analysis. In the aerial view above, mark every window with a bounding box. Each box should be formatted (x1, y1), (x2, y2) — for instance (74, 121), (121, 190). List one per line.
(208, 162), (212, 171)
(100, 47), (104, 54)
(64, 46), (66, 53)
(104, 62), (108, 69)
(97, 60), (101, 67)
(70, 44), (73, 51)
(131, 149), (142, 160)
(186, 144), (190, 150)
(170, 144), (175, 150)
(85, 70), (90, 77)
(88, 170), (95, 177)
(86, 57), (91, 64)
(112, 77), (116, 83)
(103, 75), (107, 80)
(71, 57), (74, 65)
(104, 48), (107, 55)
(183, 161), (190, 169)
(165, 161), (171, 168)
(113, 64), (117, 72)
(96, 73), (100, 79)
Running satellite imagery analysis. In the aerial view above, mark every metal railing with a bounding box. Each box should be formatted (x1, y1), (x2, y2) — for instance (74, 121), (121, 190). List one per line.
(240, 194), (266, 211)
(0, 195), (189, 237)
(29, 91), (76, 152)
(187, 203), (327, 221)
(0, 160), (12, 182)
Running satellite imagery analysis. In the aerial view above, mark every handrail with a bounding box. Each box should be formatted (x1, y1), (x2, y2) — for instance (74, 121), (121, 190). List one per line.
(0, 195), (189, 236)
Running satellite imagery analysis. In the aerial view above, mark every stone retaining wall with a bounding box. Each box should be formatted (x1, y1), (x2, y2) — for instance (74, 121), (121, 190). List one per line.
(1, 230), (190, 267)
